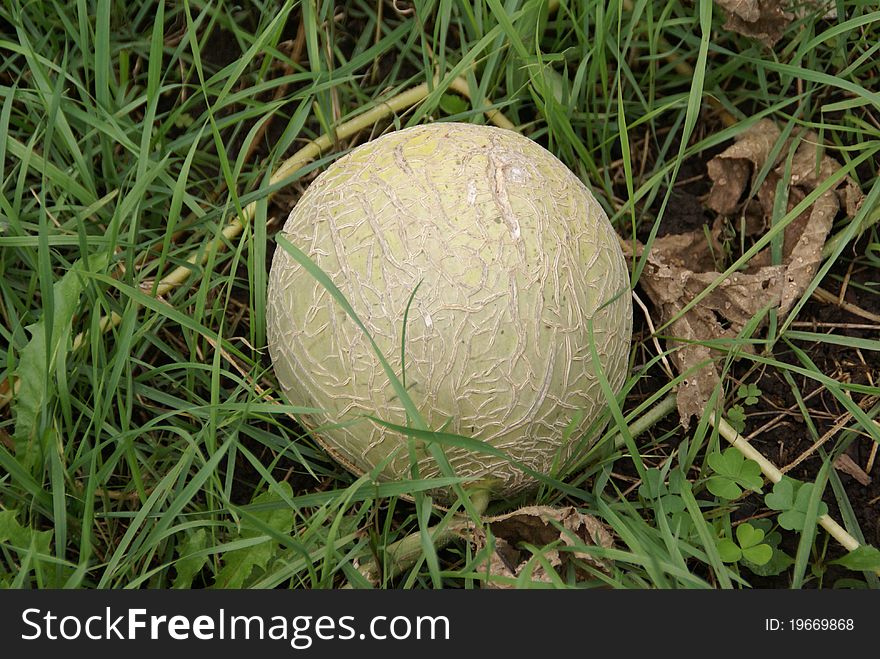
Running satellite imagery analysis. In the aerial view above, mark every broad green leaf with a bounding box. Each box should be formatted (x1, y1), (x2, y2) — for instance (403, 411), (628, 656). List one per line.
(0, 509), (52, 550)
(707, 475), (742, 500)
(655, 493), (691, 538)
(727, 405), (746, 433)
(737, 384), (761, 406)
(173, 528), (209, 588)
(718, 523), (772, 567)
(213, 482), (295, 588)
(13, 253), (109, 472)
(733, 523), (772, 568)
(439, 93), (468, 115)
(831, 545), (880, 572)
(765, 478), (796, 511)
(743, 548), (794, 577)
(776, 482), (829, 531)
(0, 510), (25, 544)
(638, 468), (667, 499)
(0, 509), (54, 585)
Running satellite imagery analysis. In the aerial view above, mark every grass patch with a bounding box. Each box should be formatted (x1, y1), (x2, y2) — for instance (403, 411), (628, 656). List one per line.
(1, 0), (878, 589)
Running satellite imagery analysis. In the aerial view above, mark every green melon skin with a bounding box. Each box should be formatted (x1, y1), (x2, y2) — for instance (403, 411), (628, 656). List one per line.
(267, 122), (632, 502)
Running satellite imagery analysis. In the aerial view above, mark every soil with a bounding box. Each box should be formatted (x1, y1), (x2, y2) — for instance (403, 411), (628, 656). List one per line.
(624, 136), (879, 587)
(742, 257), (880, 586)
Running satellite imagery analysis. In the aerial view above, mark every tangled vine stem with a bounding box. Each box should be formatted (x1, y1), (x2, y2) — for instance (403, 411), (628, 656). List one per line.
(59, 0), (728, 362)
(612, 391), (677, 449)
(613, 394), (869, 571)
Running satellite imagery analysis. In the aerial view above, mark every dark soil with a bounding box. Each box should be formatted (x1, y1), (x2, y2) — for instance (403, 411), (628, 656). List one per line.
(624, 133), (879, 586)
(741, 255), (880, 586)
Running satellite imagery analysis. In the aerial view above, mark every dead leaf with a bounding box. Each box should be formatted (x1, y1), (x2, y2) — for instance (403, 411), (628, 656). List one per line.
(834, 454), (872, 486)
(715, 0), (839, 46)
(707, 119), (781, 215)
(632, 121), (864, 425)
(715, 0), (793, 47)
(711, 125), (863, 314)
(627, 238), (783, 422)
(471, 506), (614, 588)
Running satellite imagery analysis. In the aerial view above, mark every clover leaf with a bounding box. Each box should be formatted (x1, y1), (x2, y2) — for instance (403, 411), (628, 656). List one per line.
(707, 447), (764, 499)
(765, 479), (829, 531)
(737, 383), (762, 406)
(736, 523), (773, 565)
(717, 537), (743, 563)
(727, 405), (747, 433)
(717, 523), (772, 566)
(764, 477), (796, 510)
(740, 519), (794, 577)
(659, 494), (693, 537)
(639, 470), (693, 538)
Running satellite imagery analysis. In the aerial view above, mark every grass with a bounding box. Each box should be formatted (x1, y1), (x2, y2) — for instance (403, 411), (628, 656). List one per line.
(0, 0), (878, 589)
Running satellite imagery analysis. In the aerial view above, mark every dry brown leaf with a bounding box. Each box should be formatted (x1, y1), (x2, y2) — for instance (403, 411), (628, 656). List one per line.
(834, 454), (872, 486)
(627, 238), (784, 422)
(471, 505), (613, 588)
(715, 0), (793, 47)
(707, 119), (781, 215)
(633, 121), (864, 425)
(712, 125), (863, 314)
(715, 0), (839, 46)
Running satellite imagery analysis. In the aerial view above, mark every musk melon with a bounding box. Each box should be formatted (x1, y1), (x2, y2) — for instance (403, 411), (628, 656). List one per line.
(267, 122), (632, 501)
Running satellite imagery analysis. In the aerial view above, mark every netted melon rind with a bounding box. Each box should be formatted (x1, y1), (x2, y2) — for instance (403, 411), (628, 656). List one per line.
(267, 122), (632, 501)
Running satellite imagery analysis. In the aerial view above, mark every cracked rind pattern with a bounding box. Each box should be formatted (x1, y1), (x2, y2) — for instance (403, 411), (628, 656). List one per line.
(267, 122), (632, 501)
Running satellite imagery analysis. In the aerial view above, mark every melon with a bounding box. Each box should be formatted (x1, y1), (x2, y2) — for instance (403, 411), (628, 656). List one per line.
(267, 122), (632, 501)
